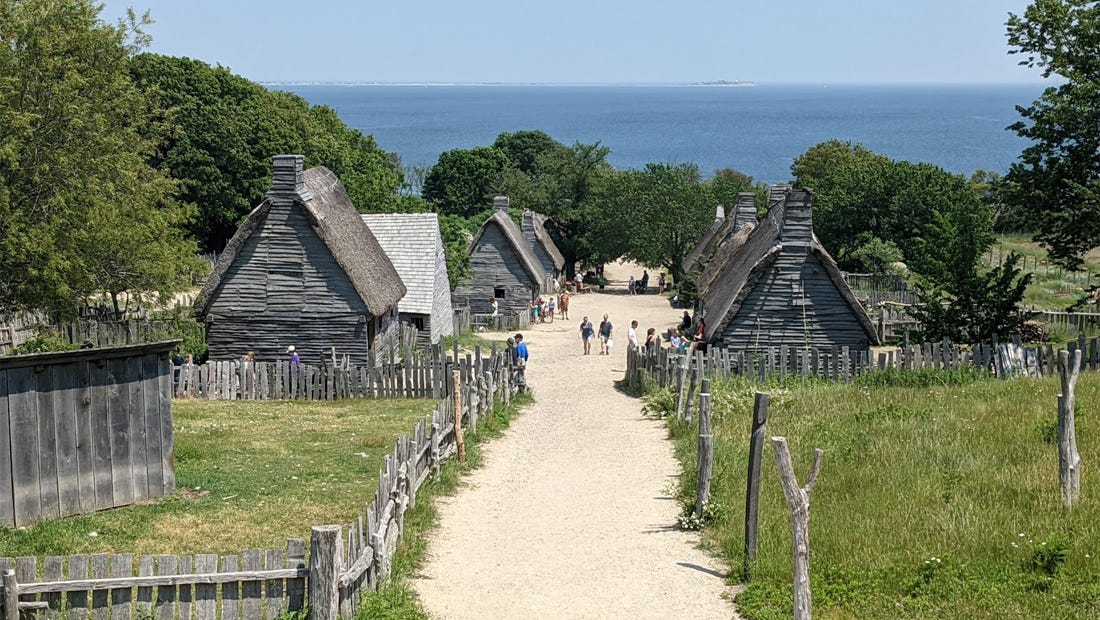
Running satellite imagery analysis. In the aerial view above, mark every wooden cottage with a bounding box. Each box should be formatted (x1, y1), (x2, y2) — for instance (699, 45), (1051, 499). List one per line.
(700, 187), (879, 351)
(453, 196), (546, 315)
(195, 155), (406, 364)
(681, 204), (727, 274)
(521, 209), (566, 279)
(696, 191), (763, 299)
(361, 213), (454, 345)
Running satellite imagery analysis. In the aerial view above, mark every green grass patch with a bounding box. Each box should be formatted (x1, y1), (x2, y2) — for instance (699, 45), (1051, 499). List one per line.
(650, 373), (1100, 618)
(0, 399), (435, 557)
(991, 235), (1100, 312)
(358, 392), (532, 619)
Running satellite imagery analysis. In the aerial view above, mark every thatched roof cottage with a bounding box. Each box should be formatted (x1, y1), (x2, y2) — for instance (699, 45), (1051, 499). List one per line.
(362, 213), (454, 345)
(700, 187), (879, 351)
(521, 210), (566, 278)
(696, 191), (763, 299)
(682, 205), (727, 274)
(452, 196), (546, 315)
(195, 155), (405, 364)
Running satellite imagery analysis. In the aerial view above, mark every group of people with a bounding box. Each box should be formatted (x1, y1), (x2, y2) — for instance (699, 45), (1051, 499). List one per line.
(578, 314), (619, 355)
(531, 290), (570, 323)
(626, 271), (668, 295)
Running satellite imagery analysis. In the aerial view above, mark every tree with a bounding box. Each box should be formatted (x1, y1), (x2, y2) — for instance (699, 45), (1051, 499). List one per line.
(492, 130), (567, 175)
(790, 139), (890, 189)
(0, 0), (199, 318)
(590, 163), (716, 284)
(130, 54), (403, 252)
(421, 146), (508, 217)
(910, 253), (1032, 343)
(1004, 0), (1100, 269)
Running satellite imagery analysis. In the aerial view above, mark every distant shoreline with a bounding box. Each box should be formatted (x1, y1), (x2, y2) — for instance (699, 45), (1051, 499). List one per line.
(261, 81), (1041, 88)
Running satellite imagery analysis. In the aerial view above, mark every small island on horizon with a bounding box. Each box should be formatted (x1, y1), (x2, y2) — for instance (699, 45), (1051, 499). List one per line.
(693, 80), (757, 87)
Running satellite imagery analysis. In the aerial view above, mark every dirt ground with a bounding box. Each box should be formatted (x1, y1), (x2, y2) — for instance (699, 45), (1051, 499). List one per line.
(411, 262), (739, 619)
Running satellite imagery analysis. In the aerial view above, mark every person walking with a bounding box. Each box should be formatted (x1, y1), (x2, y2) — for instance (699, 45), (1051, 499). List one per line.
(598, 314), (613, 355)
(628, 275), (636, 295)
(560, 291), (570, 320)
(579, 316), (595, 355)
(658, 273), (667, 294)
(627, 320), (639, 348)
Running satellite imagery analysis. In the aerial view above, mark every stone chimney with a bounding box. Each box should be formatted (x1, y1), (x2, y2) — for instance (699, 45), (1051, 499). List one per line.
(780, 188), (814, 250)
(714, 205), (725, 224)
(268, 154), (313, 202)
(493, 196), (510, 213)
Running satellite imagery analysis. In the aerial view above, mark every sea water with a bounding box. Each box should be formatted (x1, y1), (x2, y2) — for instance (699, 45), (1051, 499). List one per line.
(276, 83), (1045, 184)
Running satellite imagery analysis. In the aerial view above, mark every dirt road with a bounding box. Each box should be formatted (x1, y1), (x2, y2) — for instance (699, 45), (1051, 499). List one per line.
(411, 264), (738, 619)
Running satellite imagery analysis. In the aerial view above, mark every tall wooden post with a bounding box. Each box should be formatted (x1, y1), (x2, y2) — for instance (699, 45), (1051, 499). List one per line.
(772, 437), (824, 620)
(1057, 349), (1082, 508)
(453, 369), (466, 462)
(744, 392), (770, 579)
(3, 569), (19, 620)
(695, 379), (714, 520)
(308, 525), (342, 620)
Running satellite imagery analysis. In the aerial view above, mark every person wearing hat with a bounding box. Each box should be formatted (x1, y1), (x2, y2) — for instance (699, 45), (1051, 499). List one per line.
(287, 345), (301, 368)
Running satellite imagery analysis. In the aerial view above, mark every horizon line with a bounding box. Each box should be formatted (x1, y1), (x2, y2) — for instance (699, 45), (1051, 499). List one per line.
(258, 79), (1049, 88)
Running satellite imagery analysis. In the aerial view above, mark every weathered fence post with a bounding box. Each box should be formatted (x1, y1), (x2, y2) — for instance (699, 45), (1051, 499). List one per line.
(684, 360), (700, 425)
(3, 569), (18, 620)
(771, 437), (824, 620)
(452, 369), (466, 462)
(675, 355), (689, 419)
(1057, 349), (1083, 508)
(308, 525), (342, 620)
(695, 379), (714, 520)
(744, 392), (771, 580)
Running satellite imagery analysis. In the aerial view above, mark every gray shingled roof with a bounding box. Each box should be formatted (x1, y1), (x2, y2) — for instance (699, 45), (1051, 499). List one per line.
(362, 213), (444, 316)
(700, 188), (878, 345)
(196, 163), (406, 317)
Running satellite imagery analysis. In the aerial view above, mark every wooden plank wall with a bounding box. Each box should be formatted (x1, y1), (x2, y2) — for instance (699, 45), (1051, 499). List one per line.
(0, 541), (307, 620)
(0, 343), (178, 528)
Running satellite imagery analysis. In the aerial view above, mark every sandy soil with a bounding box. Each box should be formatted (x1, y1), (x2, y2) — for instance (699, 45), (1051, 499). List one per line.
(411, 262), (739, 619)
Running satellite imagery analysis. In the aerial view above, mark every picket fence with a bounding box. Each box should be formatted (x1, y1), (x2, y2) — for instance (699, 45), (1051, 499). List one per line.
(625, 334), (1100, 389)
(3, 348), (519, 620)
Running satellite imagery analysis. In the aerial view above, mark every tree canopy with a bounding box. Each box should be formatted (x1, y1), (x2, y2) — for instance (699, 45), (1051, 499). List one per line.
(421, 146), (508, 217)
(0, 0), (200, 318)
(1004, 0), (1100, 269)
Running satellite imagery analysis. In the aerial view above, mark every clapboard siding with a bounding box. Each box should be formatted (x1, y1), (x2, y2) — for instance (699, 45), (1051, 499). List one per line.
(454, 223), (538, 315)
(0, 342), (177, 528)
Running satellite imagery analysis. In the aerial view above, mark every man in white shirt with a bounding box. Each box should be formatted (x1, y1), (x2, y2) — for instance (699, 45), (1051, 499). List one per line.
(627, 320), (639, 348)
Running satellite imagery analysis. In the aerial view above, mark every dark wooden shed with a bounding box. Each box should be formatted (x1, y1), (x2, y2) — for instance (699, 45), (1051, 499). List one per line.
(701, 188), (879, 351)
(521, 210), (566, 279)
(453, 196), (546, 315)
(195, 155), (406, 364)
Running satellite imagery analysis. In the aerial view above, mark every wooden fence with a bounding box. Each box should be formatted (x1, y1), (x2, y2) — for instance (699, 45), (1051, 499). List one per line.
(625, 334), (1100, 388)
(2, 347), (519, 620)
(452, 305), (472, 336)
(871, 305), (1100, 345)
(0, 342), (178, 528)
(1, 541), (307, 620)
(842, 272), (919, 306)
(1, 319), (201, 355)
(470, 312), (530, 333)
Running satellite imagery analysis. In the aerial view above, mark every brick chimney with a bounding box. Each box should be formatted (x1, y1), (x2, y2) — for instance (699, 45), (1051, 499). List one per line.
(268, 154), (313, 202)
(493, 195), (510, 213)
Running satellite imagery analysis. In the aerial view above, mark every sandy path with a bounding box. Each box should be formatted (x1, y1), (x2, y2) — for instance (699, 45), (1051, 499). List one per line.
(411, 264), (738, 619)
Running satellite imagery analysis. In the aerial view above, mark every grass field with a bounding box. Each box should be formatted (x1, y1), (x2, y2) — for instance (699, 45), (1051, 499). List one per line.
(991, 235), (1100, 312)
(650, 371), (1100, 619)
(0, 398), (435, 557)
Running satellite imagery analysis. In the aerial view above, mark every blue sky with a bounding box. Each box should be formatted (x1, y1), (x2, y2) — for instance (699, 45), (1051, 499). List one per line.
(101, 0), (1043, 84)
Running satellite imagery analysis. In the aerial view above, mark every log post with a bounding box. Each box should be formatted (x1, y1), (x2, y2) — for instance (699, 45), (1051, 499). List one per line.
(1057, 349), (1083, 508)
(308, 525), (342, 620)
(3, 570), (18, 620)
(771, 437), (824, 620)
(695, 379), (714, 520)
(675, 355), (689, 419)
(743, 392), (771, 580)
(684, 361), (700, 425)
(453, 369), (466, 462)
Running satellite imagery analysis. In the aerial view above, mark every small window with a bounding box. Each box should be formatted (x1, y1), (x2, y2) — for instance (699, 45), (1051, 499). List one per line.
(412, 317), (426, 330)
(494, 287), (506, 299)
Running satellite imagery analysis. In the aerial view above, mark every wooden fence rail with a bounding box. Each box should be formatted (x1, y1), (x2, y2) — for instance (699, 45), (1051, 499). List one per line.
(2, 345), (520, 620)
(625, 335), (1100, 390)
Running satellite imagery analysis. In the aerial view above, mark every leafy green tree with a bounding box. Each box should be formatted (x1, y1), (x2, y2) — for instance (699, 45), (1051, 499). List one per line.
(1004, 0), (1100, 269)
(130, 54), (403, 252)
(422, 146), (508, 217)
(0, 0), (199, 318)
(492, 130), (567, 175)
(590, 163), (716, 284)
(910, 253), (1032, 343)
(790, 139), (890, 188)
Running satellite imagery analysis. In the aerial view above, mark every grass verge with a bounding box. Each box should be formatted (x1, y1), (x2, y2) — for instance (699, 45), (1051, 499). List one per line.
(358, 391), (533, 619)
(646, 370), (1100, 619)
(0, 398), (434, 556)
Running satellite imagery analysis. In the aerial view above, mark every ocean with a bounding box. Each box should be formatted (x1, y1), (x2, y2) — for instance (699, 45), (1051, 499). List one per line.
(275, 84), (1046, 184)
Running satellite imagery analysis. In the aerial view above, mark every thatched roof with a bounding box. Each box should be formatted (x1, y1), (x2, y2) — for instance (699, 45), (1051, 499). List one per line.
(471, 209), (546, 286)
(696, 192), (760, 298)
(196, 163), (406, 317)
(700, 188), (878, 345)
(682, 205), (728, 274)
(522, 210), (566, 270)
